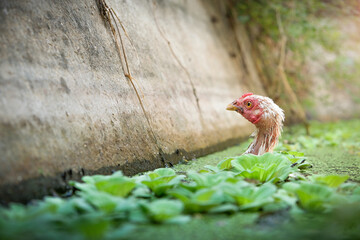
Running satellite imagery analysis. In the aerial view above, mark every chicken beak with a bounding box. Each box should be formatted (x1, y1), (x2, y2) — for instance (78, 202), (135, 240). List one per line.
(226, 103), (238, 111)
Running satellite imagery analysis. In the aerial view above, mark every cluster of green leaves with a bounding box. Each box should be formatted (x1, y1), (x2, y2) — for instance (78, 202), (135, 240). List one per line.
(1, 151), (359, 240)
(278, 120), (360, 154)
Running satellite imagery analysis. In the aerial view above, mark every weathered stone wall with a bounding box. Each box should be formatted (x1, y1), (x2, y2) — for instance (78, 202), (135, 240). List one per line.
(0, 0), (265, 203)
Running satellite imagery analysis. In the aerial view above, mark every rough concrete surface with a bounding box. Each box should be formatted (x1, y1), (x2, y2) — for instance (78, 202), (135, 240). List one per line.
(0, 0), (264, 202)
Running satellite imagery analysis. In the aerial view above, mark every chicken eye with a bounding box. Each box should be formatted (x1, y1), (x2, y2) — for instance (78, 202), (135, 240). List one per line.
(246, 101), (252, 108)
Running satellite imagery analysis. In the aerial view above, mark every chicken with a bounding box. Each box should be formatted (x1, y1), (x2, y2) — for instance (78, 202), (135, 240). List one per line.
(226, 93), (285, 155)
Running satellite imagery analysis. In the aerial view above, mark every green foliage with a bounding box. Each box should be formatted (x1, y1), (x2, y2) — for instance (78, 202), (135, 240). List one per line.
(169, 187), (226, 213)
(310, 175), (349, 188)
(1, 137), (359, 240)
(72, 172), (136, 197)
(143, 199), (189, 223)
(0, 197), (135, 240)
(280, 151), (312, 170)
(236, 0), (341, 54)
(278, 120), (360, 152)
(216, 157), (234, 170)
(216, 153), (297, 183)
(231, 153), (295, 183)
(293, 182), (336, 213)
(184, 171), (239, 190)
(222, 182), (277, 210)
(139, 168), (185, 196)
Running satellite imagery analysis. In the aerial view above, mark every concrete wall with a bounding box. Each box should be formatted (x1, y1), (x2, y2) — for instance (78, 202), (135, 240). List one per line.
(0, 0), (264, 203)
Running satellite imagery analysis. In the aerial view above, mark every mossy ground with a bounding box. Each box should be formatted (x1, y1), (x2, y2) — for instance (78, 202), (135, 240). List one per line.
(306, 147), (360, 182)
(129, 120), (360, 240)
(281, 120), (360, 182)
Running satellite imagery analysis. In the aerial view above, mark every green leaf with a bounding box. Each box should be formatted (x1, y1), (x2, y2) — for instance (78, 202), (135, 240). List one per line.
(222, 182), (276, 210)
(274, 189), (298, 206)
(310, 175), (349, 188)
(186, 171), (238, 190)
(77, 190), (136, 214)
(74, 171), (137, 197)
(95, 179), (136, 197)
(145, 199), (185, 223)
(142, 175), (185, 196)
(282, 182), (301, 194)
(169, 188), (225, 213)
(128, 204), (149, 223)
(280, 151), (306, 163)
(338, 182), (360, 195)
(1, 203), (30, 220)
(152, 168), (177, 178)
(203, 165), (220, 173)
(286, 151), (305, 157)
(295, 182), (336, 213)
(217, 157), (235, 170)
(231, 153), (295, 183)
(280, 151), (312, 170)
(131, 185), (152, 198)
(263, 188), (298, 212)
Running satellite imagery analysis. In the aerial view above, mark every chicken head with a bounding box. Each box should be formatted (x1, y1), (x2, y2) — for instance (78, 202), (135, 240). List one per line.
(226, 93), (285, 155)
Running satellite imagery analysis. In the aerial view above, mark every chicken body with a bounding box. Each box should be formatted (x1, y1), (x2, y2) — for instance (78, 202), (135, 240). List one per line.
(226, 93), (285, 155)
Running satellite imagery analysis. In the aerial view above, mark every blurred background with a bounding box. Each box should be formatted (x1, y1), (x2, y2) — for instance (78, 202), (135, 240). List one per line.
(233, 0), (360, 124)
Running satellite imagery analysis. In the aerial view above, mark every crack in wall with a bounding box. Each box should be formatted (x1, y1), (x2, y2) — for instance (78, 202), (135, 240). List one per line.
(97, 0), (166, 166)
(151, 0), (203, 121)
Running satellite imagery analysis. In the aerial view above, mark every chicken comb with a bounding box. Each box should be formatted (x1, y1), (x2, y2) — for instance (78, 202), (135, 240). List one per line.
(241, 92), (253, 98)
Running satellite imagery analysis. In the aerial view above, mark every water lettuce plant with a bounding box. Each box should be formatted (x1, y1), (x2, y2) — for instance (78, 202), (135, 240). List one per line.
(74, 172), (137, 197)
(280, 151), (312, 170)
(138, 168), (185, 196)
(184, 171), (239, 190)
(216, 153), (295, 183)
(221, 182), (277, 210)
(169, 187), (226, 213)
(143, 199), (189, 223)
